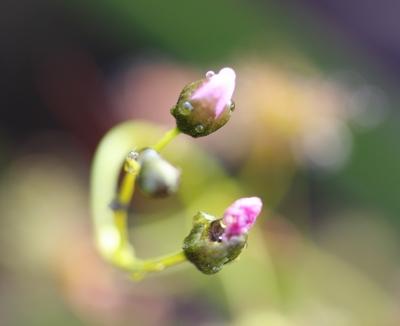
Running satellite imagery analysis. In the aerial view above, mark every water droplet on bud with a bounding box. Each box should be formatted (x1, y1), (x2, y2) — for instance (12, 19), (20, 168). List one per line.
(183, 101), (193, 111)
(195, 124), (204, 133)
(211, 266), (219, 273)
(229, 100), (235, 112)
(205, 71), (215, 79)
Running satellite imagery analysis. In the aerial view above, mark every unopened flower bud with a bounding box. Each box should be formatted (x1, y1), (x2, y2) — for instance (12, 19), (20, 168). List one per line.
(171, 67), (236, 137)
(137, 148), (180, 197)
(183, 212), (246, 274)
(182, 197), (262, 274)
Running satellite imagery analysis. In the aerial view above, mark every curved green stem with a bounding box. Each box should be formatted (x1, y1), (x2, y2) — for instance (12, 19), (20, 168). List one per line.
(93, 125), (185, 279)
(130, 251), (187, 280)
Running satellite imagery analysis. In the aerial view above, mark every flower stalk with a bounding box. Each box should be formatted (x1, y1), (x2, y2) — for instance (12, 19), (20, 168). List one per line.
(153, 127), (181, 152)
(107, 127), (187, 278)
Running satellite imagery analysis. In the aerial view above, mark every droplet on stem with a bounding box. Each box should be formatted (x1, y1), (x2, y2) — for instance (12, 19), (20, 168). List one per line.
(124, 150), (140, 173)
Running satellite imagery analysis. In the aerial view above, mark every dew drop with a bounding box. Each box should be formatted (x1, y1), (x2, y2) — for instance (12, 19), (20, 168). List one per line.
(195, 124), (204, 133)
(205, 71), (215, 79)
(229, 100), (235, 112)
(127, 150), (139, 161)
(183, 101), (193, 111)
(124, 150), (140, 173)
(211, 266), (219, 273)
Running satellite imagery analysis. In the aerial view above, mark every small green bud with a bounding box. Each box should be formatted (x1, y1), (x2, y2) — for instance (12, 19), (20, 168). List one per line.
(171, 68), (236, 137)
(137, 148), (180, 197)
(182, 212), (247, 274)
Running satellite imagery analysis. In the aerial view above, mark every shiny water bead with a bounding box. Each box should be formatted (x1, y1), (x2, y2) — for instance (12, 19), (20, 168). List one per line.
(194, 124), (204, 134)
(205, 70), (215, 79)
(183, 101), (193, 111)
(124, 150), (140, 174)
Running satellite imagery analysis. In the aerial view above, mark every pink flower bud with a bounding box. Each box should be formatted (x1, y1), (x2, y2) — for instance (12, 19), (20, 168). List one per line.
(171, 67), (236, 137)
(191, 67), (236, 118)
(183, 197), (263, 274)
(222, 197), (262, 240)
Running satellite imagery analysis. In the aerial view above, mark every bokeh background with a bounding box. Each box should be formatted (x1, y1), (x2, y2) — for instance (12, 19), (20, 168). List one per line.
(1, 0), (400, 325)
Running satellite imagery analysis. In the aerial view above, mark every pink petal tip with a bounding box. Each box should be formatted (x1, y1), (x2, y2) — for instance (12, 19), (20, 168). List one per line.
(191, 67), (236, 117)
(222, 197), (262, 240)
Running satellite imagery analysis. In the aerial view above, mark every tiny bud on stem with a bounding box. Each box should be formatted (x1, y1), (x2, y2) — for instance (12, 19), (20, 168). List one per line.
(137, 148), (181, 197)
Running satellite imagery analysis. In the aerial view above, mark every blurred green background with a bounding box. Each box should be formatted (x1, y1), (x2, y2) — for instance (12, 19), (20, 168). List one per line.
(1, 0), (400, 325)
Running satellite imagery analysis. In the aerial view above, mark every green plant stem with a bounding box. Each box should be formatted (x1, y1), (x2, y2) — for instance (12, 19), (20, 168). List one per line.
(153, 127), (181, 152)
(108, 127), (186, 278)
